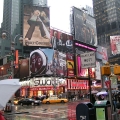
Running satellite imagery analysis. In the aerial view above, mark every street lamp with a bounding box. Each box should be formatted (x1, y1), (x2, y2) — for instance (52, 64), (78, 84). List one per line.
(2, 31), (23, 112)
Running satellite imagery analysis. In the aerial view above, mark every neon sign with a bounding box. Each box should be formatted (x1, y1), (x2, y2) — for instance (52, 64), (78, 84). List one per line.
(75, 43), (96, 51)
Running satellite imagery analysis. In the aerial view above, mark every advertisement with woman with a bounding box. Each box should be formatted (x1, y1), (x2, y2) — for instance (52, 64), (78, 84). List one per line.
(110, 36), (120, 55)
(23, 5), (51, 47)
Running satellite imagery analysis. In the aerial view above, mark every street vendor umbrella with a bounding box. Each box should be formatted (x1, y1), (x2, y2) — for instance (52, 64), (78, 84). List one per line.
(96, 91), (108, 96)
(0, 79), (21, 110)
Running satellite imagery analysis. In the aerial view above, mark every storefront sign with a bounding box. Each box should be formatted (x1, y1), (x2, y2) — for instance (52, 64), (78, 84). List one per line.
(20, 77), (67, 87)
(80, 51), (96, 68)
(67, 79), (88, 89)
(75, 43), (96, 51)
(30, 86), (59, 91)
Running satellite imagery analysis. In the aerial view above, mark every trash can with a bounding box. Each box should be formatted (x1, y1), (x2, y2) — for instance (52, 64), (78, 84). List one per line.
(76, 102), (95, 120)
(94, 100), (111, 120)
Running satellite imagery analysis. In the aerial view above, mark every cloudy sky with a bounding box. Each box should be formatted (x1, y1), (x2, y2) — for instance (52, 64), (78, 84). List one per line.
(0, 0), (93, 30)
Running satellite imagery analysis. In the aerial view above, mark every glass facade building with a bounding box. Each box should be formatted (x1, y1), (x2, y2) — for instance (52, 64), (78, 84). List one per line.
(93, 0), (120, 57)
(1, 0), (47, 57)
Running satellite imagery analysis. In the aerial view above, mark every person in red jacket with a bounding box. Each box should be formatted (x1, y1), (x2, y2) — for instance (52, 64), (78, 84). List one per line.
(0, 110), (5, 120)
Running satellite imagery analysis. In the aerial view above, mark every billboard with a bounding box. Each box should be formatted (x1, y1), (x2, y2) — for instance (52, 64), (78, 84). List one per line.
(95, 61), (101, 80)
(110, 36), (120, 55)
(76, 55), (95, 78)
(50, 29), (73, 52)
(73, 7), (97, 46)
(53, 50), (67, 77)
(66, 53), (74, 77)
(30, 48), (54, 76)
(23, 5), (51, 47)
(76, 55), (88, 77)
(14, 59), (29, 79)
(96, 45), (108, 64)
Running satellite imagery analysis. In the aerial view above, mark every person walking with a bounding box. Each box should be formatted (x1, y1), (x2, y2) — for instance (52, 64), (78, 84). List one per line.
(113, 93), (117, 111)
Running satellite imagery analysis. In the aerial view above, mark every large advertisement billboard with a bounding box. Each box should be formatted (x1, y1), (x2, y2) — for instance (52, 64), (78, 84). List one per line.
(66, 53), (74, 77)
(110, 36), (120, 55)
(53, 50), (67, 77)
(30, 48), (54, 76)
(73, 7), (97, 46)
(50, 29), (73, 52)
(23, 5), (51, 47)
(96, 45), (108, 64)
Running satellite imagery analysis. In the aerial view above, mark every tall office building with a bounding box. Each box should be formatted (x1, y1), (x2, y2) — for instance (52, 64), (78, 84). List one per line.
(1, 0), (48, 57)
(85, 5), (94, 17)
(33, 0), (47, 5)
(1, 0), (21, 57)
(93, 0), (120, 57)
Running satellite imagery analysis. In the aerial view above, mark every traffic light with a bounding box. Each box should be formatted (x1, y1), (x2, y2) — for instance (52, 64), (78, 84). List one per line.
(101, 63), (111, 75)
(114, 64), (120, 75)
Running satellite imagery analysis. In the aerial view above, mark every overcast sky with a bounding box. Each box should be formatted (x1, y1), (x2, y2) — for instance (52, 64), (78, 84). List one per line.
(0, 0), (93, 29)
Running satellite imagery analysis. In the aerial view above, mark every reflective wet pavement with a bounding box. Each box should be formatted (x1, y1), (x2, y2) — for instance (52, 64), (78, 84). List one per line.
(4, 99), (89, 120)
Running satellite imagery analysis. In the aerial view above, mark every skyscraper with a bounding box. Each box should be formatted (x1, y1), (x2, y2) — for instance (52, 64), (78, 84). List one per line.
(1, 0), (48, 57)
(93, 0), (120, 57)
(85, 5), (94, 17)
(1, 0), (21, 56)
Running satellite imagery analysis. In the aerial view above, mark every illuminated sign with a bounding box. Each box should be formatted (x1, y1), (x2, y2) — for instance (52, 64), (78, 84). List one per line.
(75, 42), (96, 51)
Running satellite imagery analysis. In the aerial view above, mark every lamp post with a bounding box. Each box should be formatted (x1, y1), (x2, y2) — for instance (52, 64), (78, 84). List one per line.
(2, 31), (23, 112)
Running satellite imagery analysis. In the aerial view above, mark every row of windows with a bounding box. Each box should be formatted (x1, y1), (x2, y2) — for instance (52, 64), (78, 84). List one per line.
(97, 22), (119, 35)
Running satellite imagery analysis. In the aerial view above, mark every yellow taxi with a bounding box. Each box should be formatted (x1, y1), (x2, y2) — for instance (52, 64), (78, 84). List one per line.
(42, 95), (68, 104)
(14, 98), (19, 105)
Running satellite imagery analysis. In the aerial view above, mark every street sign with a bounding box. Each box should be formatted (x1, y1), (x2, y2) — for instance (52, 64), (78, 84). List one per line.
(80, 51), (96, 68)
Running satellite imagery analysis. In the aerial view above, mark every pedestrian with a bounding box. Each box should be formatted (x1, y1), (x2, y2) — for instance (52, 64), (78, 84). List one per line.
(91, 94), (96, 105)
(113, 93), (117, 111)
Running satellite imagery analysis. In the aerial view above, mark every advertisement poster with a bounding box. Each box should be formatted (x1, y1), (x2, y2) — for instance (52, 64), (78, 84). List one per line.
(66, 53), (74, 77)
(30, 48), (54, 76)
(76, 55), (88, 77)
(96, 45), (108, 64)
(110, 35), (120, 55)
(96, 108), (105, 120)
(73, 7), (97, 46)
(95, 61), (101, 80)
(50, 29), (73, 52)
(23, 5), (51, 47)
(53, 50), (67, 76)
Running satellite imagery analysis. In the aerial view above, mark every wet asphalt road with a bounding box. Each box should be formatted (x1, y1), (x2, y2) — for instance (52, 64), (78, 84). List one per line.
(4, 99), (89, 120)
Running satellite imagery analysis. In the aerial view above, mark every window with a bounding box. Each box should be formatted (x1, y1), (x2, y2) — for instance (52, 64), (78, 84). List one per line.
(111, 22), (117, 29)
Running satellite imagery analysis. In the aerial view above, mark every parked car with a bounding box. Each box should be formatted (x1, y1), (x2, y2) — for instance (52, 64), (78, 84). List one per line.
(42, 95), (68, 104)
(18, 98), (41, 106)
